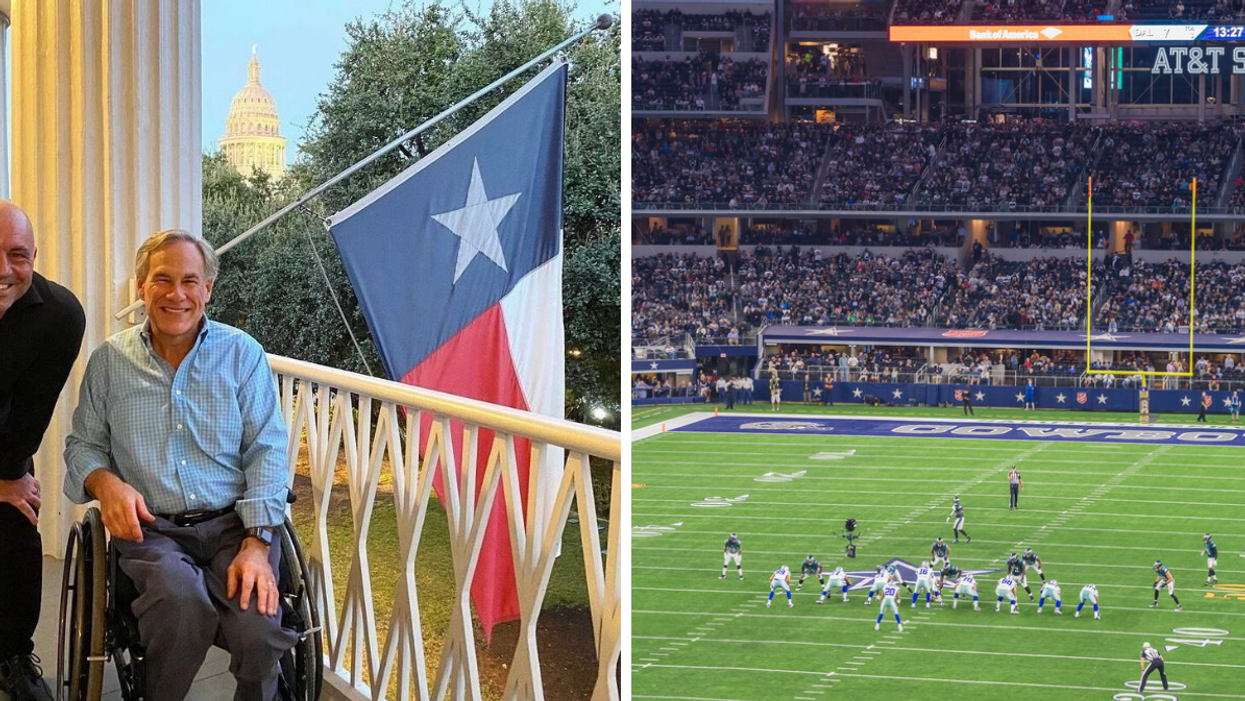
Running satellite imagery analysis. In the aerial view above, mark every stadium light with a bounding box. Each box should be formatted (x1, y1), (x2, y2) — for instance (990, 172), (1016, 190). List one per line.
(592, 406), (609, 420)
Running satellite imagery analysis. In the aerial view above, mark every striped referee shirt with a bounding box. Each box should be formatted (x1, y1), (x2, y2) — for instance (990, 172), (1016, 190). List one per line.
(1009, 468), (1021, 485)
(63, 319), (290, 528)
(1143, 647), (1161, 663)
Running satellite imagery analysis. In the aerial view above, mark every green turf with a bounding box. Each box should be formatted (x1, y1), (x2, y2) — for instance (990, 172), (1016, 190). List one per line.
(630, 422), (1245, 701)
(631, 402), (1243, 430)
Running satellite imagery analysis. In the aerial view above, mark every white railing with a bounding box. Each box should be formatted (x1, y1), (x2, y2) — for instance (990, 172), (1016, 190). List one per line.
(269, 355), (622, 701)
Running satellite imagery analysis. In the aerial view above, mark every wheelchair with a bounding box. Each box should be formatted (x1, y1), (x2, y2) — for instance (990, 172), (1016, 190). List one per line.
(56, 495), (323, 701)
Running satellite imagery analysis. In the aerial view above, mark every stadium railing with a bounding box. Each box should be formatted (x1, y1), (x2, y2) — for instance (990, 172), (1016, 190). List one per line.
(268, 354), (622, 701)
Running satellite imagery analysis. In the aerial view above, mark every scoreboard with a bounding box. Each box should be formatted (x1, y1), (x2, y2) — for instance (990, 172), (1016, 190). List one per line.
(890, 23), (1245, 43)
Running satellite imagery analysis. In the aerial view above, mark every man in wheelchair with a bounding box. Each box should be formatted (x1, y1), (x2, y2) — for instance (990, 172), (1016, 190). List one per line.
(63, 231), (298, 701)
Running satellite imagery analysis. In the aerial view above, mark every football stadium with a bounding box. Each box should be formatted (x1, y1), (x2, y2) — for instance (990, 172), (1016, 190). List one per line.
(631, 0), (1245, 698)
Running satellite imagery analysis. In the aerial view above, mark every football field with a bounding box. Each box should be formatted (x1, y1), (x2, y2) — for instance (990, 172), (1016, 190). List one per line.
(630, 412), (1245, 700)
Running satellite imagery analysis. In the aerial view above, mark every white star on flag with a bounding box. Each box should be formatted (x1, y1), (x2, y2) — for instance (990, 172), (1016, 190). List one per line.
(1181, 396), (1192, 406)
(975, 391), (985, 401)
(1097, 394), (1108, 404)
(892, 389), (904, 399)
(853, 388), (863, 398)
(1056, 393), (1067, 403)
(431, 158), (521, 283)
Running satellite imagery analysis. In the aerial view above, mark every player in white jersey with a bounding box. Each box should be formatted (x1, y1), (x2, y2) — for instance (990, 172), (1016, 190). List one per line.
(1076, 583), (1100, 619)
(886, 563), (913, 595)
(768, 565), (793, 608)
(912, 561), (937, 609)
(818, 566), (853, 604)
(953, 573), (980, 611)
(995, 575), (1019, 614)
(874, 583), (903, 631)
(1037, 579), (1062, 614)
(864, 565), (888, 605)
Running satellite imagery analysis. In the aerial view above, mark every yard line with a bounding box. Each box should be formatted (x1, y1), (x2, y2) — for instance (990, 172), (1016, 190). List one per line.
(630, 635), (1245, 669)
(634, 485), (1245, 508)
(638, 665), (1245, 698)
(629, 525), (1225, 540)
(632, 695), (758, 701)
(632, 473), (1245, 494)
(633, 607), (1245, 631)
(630, 558), (1245, 577)
(632, 508), (1245, 523)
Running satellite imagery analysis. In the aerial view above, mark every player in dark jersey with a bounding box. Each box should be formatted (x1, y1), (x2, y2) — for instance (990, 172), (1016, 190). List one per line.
(1007, 553), (1035, 602)
(1203, 534), (1219, 585)
(797, 555), (825, 591)
(947, 497), (971, 543)
(930, 537), (949, 568)
(1151, 561), (1182, 611)
(722, 533), (743, 580)
(1021, 547), (1045, 582)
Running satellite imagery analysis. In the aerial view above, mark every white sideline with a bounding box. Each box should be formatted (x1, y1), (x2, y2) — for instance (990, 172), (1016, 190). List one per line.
(632, 609), (1245, 638)
(637, 666), (1245, 699)
(632, 635), (1245, 668)
(632, 411), (714, 441)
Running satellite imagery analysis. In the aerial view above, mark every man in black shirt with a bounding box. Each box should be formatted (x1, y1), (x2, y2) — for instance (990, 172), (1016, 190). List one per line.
(0, 202), (85, 700)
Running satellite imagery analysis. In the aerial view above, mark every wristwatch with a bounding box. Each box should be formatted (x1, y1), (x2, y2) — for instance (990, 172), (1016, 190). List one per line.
(246, 526), (276, 547)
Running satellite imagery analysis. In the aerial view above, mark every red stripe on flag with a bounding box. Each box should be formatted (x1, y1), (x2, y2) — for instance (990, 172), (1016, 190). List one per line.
(402, 303), (529, 638)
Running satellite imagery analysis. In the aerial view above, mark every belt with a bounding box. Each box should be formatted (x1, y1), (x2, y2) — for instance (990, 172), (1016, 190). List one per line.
(159, 505), (235, 527)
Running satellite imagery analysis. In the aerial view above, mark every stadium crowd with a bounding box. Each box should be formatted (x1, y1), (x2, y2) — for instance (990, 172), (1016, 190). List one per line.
(941, 255), (1090, 331)
(632, 252), (738, 344)
(892, 0), (965, 24)
(790, 1), (889, 31)
(1117, 0), (1245, 22)
(1091, 122), (1239, 210)
(818, 123), (943, 207)
(632, 55), (711, 111)
(1096, 259), (1245, 333)
(633, 8), (665, 51)
(735, 247), (956, 328)
(974, 0), (1106, 22)
(916, 122), (1098, 209)
(632, 120), (833, 205)
(717, 57), (769, 110)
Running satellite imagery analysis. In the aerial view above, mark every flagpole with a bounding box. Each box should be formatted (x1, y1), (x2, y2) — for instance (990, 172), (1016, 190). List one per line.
(115, 14), (615, 321)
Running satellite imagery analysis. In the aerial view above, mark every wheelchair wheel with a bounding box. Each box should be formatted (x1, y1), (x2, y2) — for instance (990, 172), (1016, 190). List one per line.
(278, 518), (323, 701)
(57, 508), (107, 701)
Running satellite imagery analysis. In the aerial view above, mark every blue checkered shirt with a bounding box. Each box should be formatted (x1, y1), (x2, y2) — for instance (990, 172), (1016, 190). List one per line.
(64, 319), (289, 528)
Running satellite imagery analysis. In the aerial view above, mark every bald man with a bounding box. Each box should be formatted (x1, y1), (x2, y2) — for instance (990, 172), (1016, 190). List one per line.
(0, 201), (84, 701)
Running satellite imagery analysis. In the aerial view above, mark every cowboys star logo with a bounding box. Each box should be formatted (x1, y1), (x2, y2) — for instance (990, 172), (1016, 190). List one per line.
(841, 558), (1003, 592)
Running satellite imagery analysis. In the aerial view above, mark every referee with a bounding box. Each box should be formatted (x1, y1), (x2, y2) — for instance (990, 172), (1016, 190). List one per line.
(1007, 464), (1023, 510)
(1139, 642), (1169, 693)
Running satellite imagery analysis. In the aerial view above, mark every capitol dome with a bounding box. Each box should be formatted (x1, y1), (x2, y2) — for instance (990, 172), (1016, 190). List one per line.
(218, 46), (287, 179)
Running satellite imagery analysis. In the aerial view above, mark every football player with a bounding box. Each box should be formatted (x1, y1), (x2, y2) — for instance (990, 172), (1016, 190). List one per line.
(1203, 534), (1218, 585)
(886, 562), (913, 594)
(874, 581), (903, 632)
(947, 496), (971, 543)
(1021, 547), (1045, 583)
(995, 574), (1019, 614)
(1007, 552), (1034, 602)
(1151, 561), (1182, 610)
(721, 533), (743, 580)
(768, 565), (793, 608)
(864, 564), (888, 605)
(953, 573), (980, 611)
(930, 537), (949, 568)
(817, 565), (853, 604)
(1037, 579), (1062, 615)
(1076, 583), (1100, 619)
(912, 561), (937, 609)
(937, 561), (961, 594)
(797, 555), (825, 591)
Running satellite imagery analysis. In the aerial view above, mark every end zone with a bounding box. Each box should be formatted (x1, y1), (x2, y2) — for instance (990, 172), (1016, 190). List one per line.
(638, 412), (1245, 447)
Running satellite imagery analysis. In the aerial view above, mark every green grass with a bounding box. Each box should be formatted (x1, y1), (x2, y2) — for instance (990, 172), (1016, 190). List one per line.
(630, 419), (1245, 700)
(631, 402), (1242, 430)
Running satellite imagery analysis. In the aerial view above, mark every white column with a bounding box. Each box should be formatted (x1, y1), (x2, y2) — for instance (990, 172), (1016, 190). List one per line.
(11, 0), (202, 554)
(0, 0), (10, 199)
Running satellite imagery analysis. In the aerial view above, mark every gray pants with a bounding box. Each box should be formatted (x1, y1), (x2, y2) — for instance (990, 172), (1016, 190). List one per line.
(113, 512), (299, 701)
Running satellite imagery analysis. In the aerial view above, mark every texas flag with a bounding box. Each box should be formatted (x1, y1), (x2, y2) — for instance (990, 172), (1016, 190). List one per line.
(327, 61), (568, 637)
